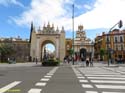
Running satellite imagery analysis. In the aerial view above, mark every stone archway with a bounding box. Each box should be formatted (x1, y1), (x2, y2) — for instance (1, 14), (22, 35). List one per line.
(40, 39), (56, 61)
(30, 23), (65, 62)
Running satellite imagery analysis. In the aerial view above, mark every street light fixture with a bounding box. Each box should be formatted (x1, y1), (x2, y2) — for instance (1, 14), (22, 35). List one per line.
(107, 20), (123, 66)
(72, 4), (75, 65)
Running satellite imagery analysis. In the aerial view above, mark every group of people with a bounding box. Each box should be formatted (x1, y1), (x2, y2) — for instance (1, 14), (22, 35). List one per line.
(63, 56), (72, 64)
(63, 55), (93, 67)
(86, 57), (93, 67)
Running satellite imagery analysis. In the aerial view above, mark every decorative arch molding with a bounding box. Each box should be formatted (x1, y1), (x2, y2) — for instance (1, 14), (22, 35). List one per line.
(30, 23), (65, 62)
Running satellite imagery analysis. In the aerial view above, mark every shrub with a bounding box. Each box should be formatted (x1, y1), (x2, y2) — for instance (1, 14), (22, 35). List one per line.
(42, 58), (60, 66)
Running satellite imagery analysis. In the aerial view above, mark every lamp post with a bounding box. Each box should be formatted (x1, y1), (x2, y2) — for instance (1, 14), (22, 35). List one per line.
(91, 41), (94, 62)
(107, 20), (123, 66)
(72, 4), (75, 65)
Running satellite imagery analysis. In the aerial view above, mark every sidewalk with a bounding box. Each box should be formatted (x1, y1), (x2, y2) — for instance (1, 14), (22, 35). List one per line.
(0, 62), (42, 68)
(71, 61), (125, 74)
(70, 61), (125, 67)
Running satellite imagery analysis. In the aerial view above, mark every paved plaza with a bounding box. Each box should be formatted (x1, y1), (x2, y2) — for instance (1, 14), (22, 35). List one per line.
(0, 62), (125, 93)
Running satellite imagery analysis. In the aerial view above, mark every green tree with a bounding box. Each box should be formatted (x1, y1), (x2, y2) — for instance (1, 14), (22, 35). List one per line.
(68, 48), (74, 56)
(0, 43), (15, 62)
(100, 48), (105, 61)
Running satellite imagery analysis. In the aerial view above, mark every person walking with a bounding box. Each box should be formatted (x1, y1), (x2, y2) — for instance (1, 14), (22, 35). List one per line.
(86, 57), (89, 67)
(90, 58), (93, 67)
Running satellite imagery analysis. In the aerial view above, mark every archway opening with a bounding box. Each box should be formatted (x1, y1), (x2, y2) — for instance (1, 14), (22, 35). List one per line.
(45, 43), (55, 55)
(80, 48), (87, 61)
(41, 41), (56, 61)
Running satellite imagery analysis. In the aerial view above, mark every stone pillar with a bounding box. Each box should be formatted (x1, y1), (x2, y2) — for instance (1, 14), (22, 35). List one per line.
(56, 36), (59, 58)
(36, 38), (40, 61)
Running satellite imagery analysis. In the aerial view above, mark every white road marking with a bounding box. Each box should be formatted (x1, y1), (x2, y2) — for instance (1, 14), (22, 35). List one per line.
(95, 85), (125, 89)
(77, 77), (85, 79)
(47, 73), (53, 76)
(49, 67), (59, 74)
(102, 92), (125, 93)
(82, 84), (93, 88)
(28, 88), (42, 93)
(91, 80), (125, 84)
(79, 80), (88, 83)
(85, 75), (122, 77)
(88, 77), (125, 80)
(40, 78), (50, 81)
(86, 91), (98, 93)
(0, 81), (21, 93)
(35, 82), (46, 86)
(44, 75), (52, 78)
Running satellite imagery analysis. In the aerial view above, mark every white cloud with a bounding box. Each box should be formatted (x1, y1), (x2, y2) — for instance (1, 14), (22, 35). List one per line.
(11, 0), (125, 32)
(0, 0), (24, 7)
(12, 0), (73, 30)
(75, 0), (125, 30)
(84, 4), (92, 10)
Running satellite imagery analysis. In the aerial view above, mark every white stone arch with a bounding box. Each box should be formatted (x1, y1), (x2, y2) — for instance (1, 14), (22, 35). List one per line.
(30, 23), (65, 62)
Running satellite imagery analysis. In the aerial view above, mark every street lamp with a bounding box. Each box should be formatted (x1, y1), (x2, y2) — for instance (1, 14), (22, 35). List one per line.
(107, 20), (123, 66)
(72, 4), (75, 65)
(91, 41), (94, 62)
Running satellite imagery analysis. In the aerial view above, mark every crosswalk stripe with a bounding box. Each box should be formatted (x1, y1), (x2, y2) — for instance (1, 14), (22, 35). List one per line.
(44, 75), (52, 78)
(91, 80), (125, 84)
(47, 73), (53, 76)
(35, 82), (46, 86)
(82, 84), (93, 88)
(28, 88), (42, 93)
(95, 85), (125, 89)
(86, 91), (98, 93)
(0, 81), (21, 93)
(77, 77), (85, 79)
(88, 77), (125, 80)
(102, 92), (125, 93)
(85, 75), (123, 77)
(79, 80), (88, 83)
(40, 78), (50, 81)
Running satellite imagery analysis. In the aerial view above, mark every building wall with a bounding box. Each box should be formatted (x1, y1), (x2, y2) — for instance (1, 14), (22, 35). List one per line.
(95, 29), (125, 62)
(0, 37), (30, 62)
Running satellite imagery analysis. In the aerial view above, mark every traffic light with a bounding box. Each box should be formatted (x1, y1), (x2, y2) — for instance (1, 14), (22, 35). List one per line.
(118, 20), (123, 28)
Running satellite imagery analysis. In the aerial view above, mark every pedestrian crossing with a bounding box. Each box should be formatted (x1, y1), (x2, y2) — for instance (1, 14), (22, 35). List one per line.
(0, 67), (59, 93)
(28, 67), (59, 93)
(1, 66), (125, 93)
(72, 66), (125, 93)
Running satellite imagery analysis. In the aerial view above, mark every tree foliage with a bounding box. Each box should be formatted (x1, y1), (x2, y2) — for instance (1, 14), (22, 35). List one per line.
(0, 43), (15, 62)
(100, 48), (105, 61)
(68, 48), (74, 56)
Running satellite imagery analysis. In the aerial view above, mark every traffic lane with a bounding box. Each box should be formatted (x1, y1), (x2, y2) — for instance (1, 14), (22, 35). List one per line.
(43, 66), (84, 93)
(0, 66), (54, 93)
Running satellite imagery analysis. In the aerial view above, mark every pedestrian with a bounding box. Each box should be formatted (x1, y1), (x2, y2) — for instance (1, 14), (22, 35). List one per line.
(86, 57), (89, 67)
(67, 56), (70, 64)
(90, 58), (93, 67)
(63, 56), (67, 63)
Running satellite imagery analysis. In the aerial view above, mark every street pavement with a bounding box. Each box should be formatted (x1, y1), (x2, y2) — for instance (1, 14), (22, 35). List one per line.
(0, 62), (125, 93)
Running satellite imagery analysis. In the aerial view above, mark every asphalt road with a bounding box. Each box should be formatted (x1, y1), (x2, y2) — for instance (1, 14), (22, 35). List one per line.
(0, 63), (125, 93)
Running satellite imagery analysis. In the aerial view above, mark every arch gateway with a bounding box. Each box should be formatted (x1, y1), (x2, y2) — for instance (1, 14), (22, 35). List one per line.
(30, 22), (65, 62)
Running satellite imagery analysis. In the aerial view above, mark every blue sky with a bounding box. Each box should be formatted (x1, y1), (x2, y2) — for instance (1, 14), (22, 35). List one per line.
(0, 0), (125, 40)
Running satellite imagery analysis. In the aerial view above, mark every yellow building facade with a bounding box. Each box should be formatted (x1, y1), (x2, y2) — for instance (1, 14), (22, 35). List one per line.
(95, 29), (125, 63)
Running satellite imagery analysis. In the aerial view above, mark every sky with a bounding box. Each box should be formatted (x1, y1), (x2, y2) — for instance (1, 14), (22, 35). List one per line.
(0, 0), (125, 42)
